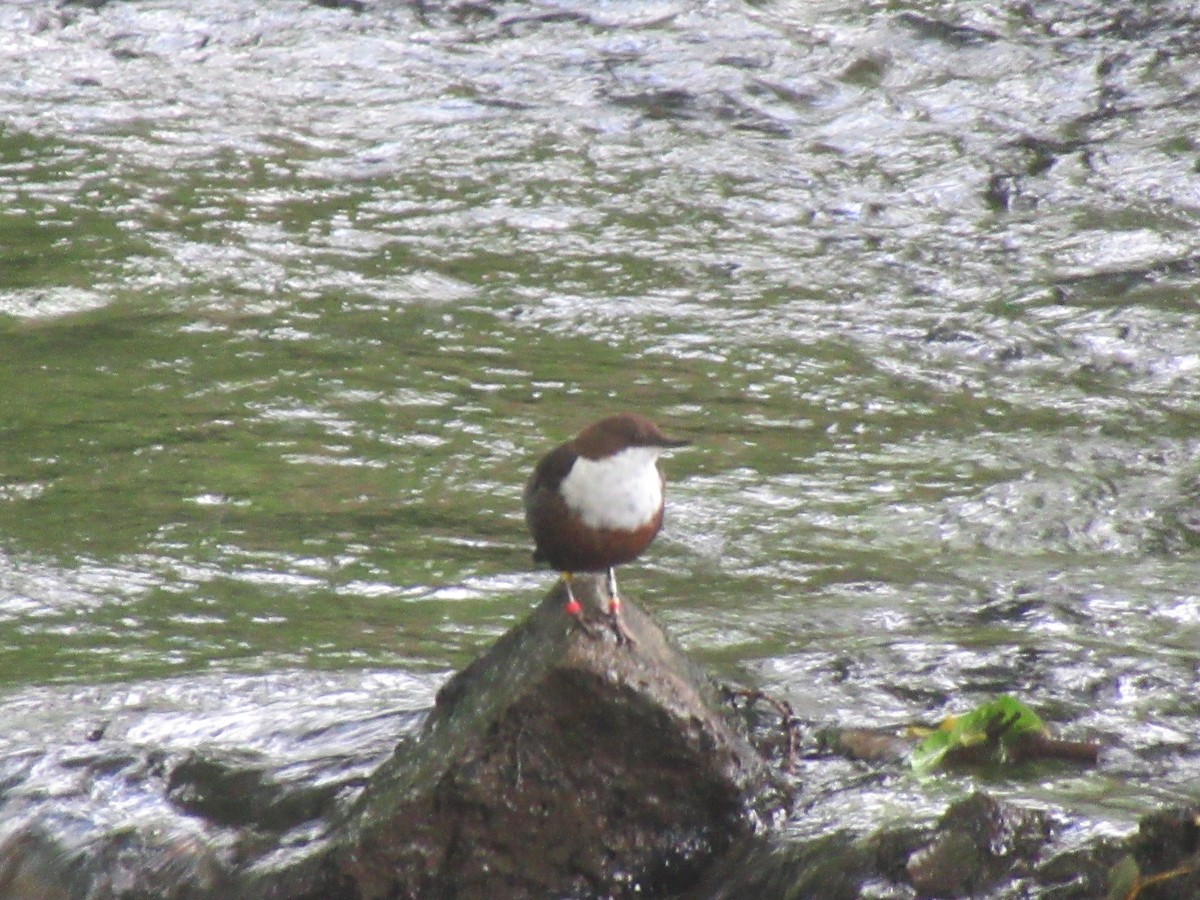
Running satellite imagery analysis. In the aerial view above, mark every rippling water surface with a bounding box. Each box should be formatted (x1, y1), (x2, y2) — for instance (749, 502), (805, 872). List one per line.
(2, 0), (1200, 878)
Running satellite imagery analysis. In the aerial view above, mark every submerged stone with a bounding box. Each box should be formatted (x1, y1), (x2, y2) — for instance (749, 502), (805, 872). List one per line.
(1108, 804), (1200, 900)
(905, 793), (1050, 898)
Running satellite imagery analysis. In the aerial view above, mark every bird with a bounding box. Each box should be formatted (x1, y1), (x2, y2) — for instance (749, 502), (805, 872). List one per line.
(524, 412), (689, 644)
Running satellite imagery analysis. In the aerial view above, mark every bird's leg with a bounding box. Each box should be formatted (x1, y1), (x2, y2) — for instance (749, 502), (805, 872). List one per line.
(562, 572), (582, 617)
(604, 567), (636, 646)
(562, 572), (601, 638)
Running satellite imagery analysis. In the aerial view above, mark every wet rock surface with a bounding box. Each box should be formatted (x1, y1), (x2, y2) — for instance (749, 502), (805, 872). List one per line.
(1110, 804), (1200, 900)
(317, 574), (789, 899)
(904, 793), (1051, 898)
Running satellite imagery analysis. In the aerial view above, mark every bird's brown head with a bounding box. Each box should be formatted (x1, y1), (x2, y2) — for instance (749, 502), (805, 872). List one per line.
(570, 413), (690, 461)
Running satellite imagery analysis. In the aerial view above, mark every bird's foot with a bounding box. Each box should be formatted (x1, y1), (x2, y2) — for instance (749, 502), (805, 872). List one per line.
(562, 599), (634, 645)
(605, 597), (636, 646)
(565, 601), (605, 639)
(605, 611), (636, 646)
(563, 581), (604, 639)
(561, 573), (635, 645)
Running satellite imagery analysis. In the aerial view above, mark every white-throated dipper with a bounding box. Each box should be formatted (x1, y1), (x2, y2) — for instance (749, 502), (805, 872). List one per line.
(524, 412), (689, 644)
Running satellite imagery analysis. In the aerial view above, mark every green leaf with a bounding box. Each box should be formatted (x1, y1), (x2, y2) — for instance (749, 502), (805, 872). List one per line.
(911, 695), (1047, 772)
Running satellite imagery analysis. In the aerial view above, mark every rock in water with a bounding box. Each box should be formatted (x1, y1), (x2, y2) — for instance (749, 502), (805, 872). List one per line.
(324, 574), (788, 899)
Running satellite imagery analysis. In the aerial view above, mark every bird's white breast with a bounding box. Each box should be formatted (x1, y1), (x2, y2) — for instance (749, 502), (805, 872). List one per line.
(559, 446), (664, 531)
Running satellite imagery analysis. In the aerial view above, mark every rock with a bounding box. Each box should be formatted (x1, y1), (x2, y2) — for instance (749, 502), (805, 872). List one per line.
(905, 793), (1050, 898)
(678, 827), (928, 900)
(667, 787), (1150, 900)
(1106, 804), (1200, 900)
(165, 749), (341, 833)
(819, 726), (913, 764)
(314, 574), (790, 899)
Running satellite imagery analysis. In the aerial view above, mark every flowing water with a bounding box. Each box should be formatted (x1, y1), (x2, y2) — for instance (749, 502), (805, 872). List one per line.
(1, 0), (1200, 892)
